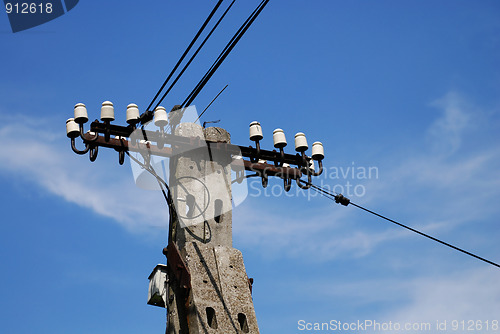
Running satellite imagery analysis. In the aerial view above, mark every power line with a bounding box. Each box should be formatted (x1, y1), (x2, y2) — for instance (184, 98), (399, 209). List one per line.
(142, 0), (224, 123)
(125, 151), (177, 244)
(125, 151), (172, 205)
(309, 183), (500, 269)
(182, 0), (268, 108)
(181, 0), (269, 109)
(193, 84), (228, 124)
(152, 1), (235, 111)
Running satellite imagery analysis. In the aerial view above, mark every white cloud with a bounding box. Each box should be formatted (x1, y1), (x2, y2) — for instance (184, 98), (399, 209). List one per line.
(296, 266), (500, 332)
(0, 91), (498, 263)
(267, 92), (500, 333)
(426, 92), (473, 156)
(0, 118), (170, 232)
(382, 93), (500, 226)
(235, 91), (500, 263)
(233, 196), (418, 262)
(380, 267), (500, 332)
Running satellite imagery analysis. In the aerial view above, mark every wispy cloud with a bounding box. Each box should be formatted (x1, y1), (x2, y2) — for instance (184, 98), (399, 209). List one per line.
(0, 116), (169, 232)
(235, 91), (500, 262)
(295, 266), (500, 329)
(381, 267), (500, 329)
(233, 200), (413, 262)
(383, 92), (500, 224)
(426, 92), (473, 156)
(0, 91), (498, 261)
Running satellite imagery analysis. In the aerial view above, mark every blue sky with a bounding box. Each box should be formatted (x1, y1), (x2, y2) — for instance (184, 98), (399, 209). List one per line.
(1, 1), (500, 333)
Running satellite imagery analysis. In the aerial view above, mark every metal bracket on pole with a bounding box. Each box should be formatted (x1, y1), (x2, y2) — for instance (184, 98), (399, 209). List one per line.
(164, 243), (191, 290)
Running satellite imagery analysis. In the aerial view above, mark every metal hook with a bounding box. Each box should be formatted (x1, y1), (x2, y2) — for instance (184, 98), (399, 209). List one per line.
(310, 159), (324, 176)
(79, 123), (98, 142)
(157, 128), (165, 149)
(284, 177), (292, 192)
(273, 148), (285, 167)
(71, 137), (90, 155)
(89, 145), (98, 162)
(119, 150), (125, 165)
(104, 120), (111, 142)
(279, 164), (292, 191)
(296, 173), (312, 189)
(115, 137), (127, 165)
(250, 141), (261, 163)
(300, 151), (308, 168)
(261, 171), (268, 188)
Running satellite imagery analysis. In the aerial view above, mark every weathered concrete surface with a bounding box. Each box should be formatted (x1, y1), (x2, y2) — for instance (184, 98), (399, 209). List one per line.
(166, 124), (259, 333)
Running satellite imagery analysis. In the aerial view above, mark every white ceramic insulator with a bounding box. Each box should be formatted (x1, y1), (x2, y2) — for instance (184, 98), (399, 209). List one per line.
(258, 159), (267, 164)
(66, 118), (80, 138)
(154, 106), (168, 127)
(294, 132), (308, 152)
(249, 121), (263, 141)
(311, 141), (324, 160)
(74, 103), (88, 124)
(101, 101), (115, 121)
(282, 163), (290, 168)
(126, 103), (140, 124)
(273, 128), (287, 148)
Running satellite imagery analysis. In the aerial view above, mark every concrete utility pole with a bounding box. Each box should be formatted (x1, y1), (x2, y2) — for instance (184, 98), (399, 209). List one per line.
(162, 123), (258, 333)
(66, 102), (325, 334)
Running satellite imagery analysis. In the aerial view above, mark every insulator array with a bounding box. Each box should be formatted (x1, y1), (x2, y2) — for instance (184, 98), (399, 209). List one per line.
(67, 102), (324, 190)
(247, 121), (324, 190)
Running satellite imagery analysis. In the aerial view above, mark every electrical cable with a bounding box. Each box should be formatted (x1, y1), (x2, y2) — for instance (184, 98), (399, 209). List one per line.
(125, 151), (172, 205)
(181, 4), (255, 109)
(152, 2), (235, 111)
(181, 0), (269, 109)
(181, 0), (267, 108)
(142, 0), (224, 123)
(126, 151), (209, 244)
(193, 84), (228, 124)
(309, 182), (500, 269)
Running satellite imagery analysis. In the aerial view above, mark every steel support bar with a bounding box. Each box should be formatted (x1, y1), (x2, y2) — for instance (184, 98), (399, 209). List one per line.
(81, 133), (304, 180)
(87, 120), (306, 167)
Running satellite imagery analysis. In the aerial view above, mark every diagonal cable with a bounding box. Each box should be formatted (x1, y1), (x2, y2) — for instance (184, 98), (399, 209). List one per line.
(181, 0), (269, 109)
(152, 0), (236, 111)
(142, 0), (224, 123)
(309, 182), (500, 269)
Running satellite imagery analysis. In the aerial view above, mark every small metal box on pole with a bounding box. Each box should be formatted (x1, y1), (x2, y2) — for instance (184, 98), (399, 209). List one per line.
(147, 264), (168, 308)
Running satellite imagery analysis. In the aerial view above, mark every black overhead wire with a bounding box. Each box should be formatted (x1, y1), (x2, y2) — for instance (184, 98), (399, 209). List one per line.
(194, 84), (228, 124)
(309, 182), (500, 269)
(181, 0), (270, 109)
(142, 0), (224, 123)
(152, 1), (236, 112)
(125, 151), (172, 206)
(146, 0), (223, 110)
(181, 0), (268, 108)
(125, 151), (177, 243)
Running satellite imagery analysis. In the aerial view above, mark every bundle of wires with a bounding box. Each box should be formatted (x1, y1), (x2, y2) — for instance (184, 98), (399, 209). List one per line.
(140, 0), (270, 126)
